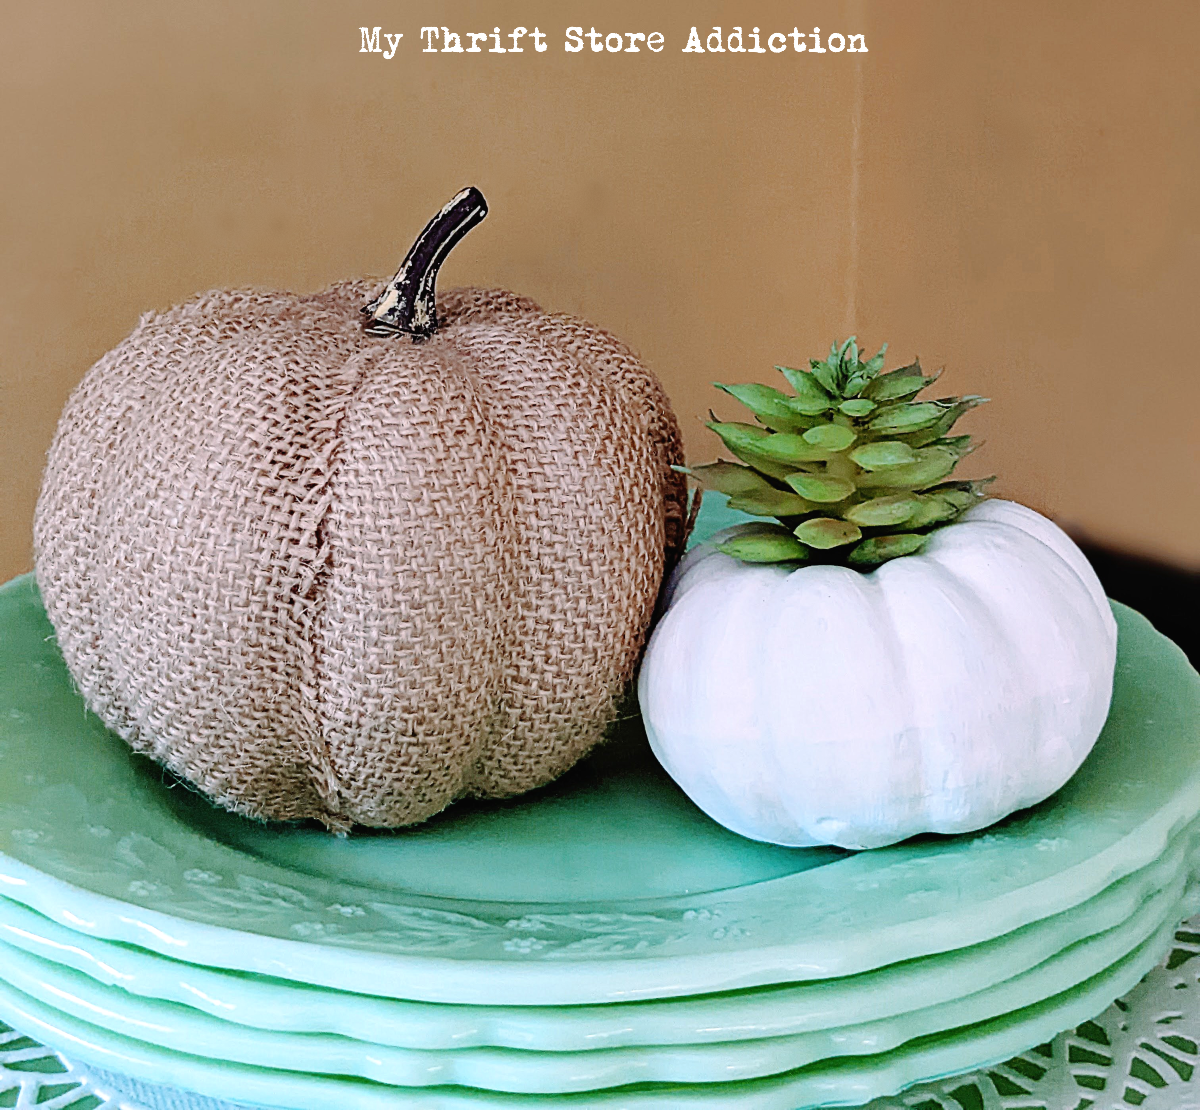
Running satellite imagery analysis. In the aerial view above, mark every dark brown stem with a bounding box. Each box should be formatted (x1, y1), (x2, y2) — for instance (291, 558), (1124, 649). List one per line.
(362, 187), (488, 341)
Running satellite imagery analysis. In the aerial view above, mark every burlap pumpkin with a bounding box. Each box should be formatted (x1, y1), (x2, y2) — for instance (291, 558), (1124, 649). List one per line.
(33, 190), (688, 830)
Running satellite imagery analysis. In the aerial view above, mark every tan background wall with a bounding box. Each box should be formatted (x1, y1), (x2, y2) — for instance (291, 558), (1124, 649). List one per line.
(2, 0), (1197, 584)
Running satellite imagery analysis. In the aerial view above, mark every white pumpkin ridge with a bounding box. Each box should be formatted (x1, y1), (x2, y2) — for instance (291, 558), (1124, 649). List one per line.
(638, 500), (1118, 850)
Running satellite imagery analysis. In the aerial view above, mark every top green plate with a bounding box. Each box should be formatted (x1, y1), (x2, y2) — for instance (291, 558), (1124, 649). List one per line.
(1, 498), (1198, 1006)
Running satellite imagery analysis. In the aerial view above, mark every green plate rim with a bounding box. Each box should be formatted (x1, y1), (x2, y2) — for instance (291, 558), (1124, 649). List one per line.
(1, 570), (1198, 1005)
(0, 812), (1196, 1051)
(0, 914), (1182, 1108)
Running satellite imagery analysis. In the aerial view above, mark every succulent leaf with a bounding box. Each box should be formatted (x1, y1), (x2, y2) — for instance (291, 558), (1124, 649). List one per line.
(691, 340), (988, 569)
(862, 344), (888, 374)
(810, 358), (842, 395)
(684, 461), (774, 498)
(849, 533), (927, 565)
(862, 361), (939, 403)
(794, 518), (863, 549)
(706, 423), (800, 480)
(932, 434), (974, 454)
(728, 488), (816, 517)
(863, 374), (926, 403)
(926, 477), (996, 505)
(933, 489), (980, 512)
(802, 423), (857, 451)
(754, 433), (836, 465)
(789, 396), (835, 418)
(718, 528), (809, 564)
(905, 494), (964, 529)
(843, 494), (920, 527)
(776, 366), (835, 414)
(848, 440), (918, 470)
(785, 472), (856, 503)
(707, 421), (772, 463)
(901, 396), (988, 447)
(757, 410), (819, 434)
(715, 383), (797, 422)
(868, 402), (945, 435)
(856, 446), (960, 490)
(739, 448), (812, 482)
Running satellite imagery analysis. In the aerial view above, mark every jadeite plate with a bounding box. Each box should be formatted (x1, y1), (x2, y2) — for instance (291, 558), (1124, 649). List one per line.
(0, 918), (1181, 1109)
(0, 872), (1194, 1094)
(1, 549), (1200, 1005)
(1, 817), (1198, 1053)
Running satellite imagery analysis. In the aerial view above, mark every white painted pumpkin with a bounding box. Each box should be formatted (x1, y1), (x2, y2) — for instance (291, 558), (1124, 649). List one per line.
(637, 499), (1118, 849)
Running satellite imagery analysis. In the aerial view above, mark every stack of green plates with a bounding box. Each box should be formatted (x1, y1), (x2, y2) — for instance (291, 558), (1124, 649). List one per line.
(1, 501), (1199, 1109)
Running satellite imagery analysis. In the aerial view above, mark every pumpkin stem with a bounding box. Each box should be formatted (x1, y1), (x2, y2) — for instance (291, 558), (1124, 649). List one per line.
(362, 186), (489, 341)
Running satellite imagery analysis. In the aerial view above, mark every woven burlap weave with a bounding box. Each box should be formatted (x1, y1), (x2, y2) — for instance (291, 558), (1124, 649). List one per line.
(33, 283), (688, 830)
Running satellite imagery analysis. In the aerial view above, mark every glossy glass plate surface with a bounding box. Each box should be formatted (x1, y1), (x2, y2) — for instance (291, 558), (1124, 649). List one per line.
(0, 875), (1193, 1093)
(0, 920), (1178, 1109)
(0, 500), (1198, 1004)
(1, 817), (1197, 1053)
(10, 916), (1200, 1110)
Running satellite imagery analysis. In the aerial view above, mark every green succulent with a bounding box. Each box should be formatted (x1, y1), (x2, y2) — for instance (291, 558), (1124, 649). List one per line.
(682, 338), (994, 567)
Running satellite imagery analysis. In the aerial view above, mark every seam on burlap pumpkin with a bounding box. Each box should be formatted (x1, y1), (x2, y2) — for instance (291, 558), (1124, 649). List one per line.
(34, 279), (687, 831)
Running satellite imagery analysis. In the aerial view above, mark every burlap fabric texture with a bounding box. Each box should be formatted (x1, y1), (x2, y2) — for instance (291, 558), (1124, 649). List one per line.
(34, 283), (689, 830)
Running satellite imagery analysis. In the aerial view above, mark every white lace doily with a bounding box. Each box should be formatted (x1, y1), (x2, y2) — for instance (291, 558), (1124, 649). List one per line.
(4, 917), (1200, 1110)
